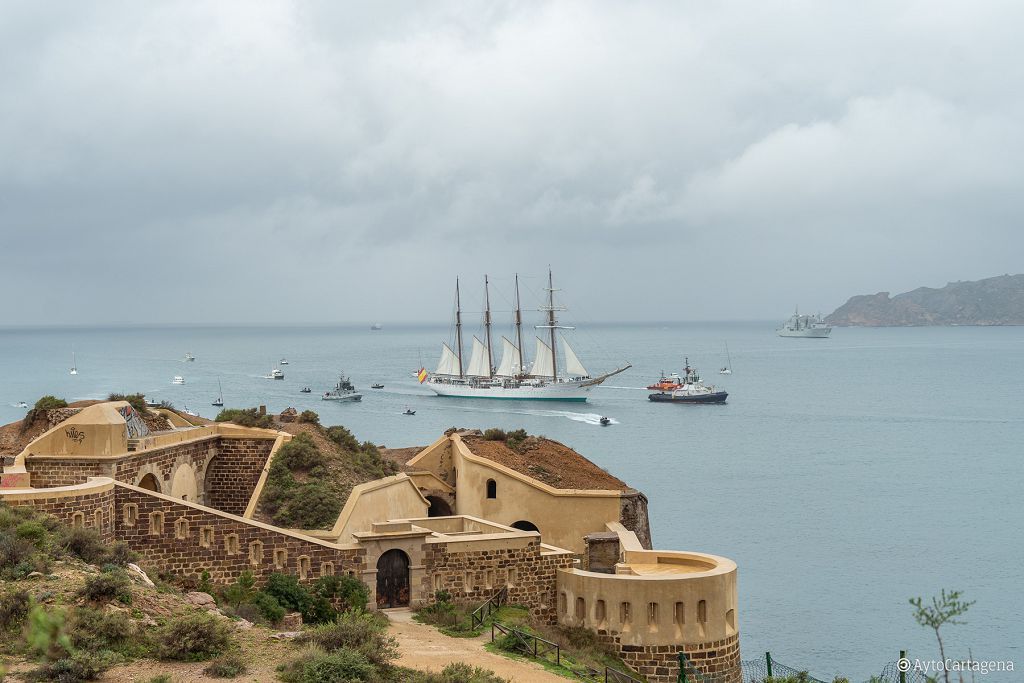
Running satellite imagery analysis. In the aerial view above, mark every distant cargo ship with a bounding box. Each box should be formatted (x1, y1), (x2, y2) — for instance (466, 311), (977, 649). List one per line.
(777, 307), (831, 338)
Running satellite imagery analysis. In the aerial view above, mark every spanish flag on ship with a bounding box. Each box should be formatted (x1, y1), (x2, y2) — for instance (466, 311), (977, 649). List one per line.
(417, 367), (428, 383)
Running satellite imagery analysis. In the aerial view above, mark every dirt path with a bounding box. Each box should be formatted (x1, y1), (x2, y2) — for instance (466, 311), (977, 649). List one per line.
(386, 609), (566, 682)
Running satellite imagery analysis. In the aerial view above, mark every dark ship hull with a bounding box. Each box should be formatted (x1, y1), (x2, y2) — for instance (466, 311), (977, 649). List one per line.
(649, 391), (728, 404)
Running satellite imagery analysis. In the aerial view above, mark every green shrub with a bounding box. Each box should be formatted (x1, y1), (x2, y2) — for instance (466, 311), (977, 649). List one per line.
(313, 574), (369, 614)
(0, 533), (47, 579)
(203, 652), (248, 678)
(153, 612), (233, 661)
(34, 396), (68, 411)
(298, 410), (320, 425)
(273, 483), (341, 529)
(104, 541), (137, 568)
(221, 570), (256, 608)
(31, 650), (117, 682)
(25, 605), (72, 661)
(15, 520), (50, 547)
(277, 646), (376, 683)
(79, 569), (132, 604)
(58, 527), (108, 565)
(351, 442), (397, 480)
(107, 393), (149, 414)
(437, 662), (510, 683)
(215, 408), (274, 429)
(277, 434), (325, 471)
(147, 676), (172, 683)
(250, 591), (286, 624)
(482, 428), (506, 441)
(0, 590), (31, 630)
(264, 573), (310, 615)
(504, 429), (528, 452)
(324, 425), (359, 451)
(68, 606), (135, 652)
(297, 610), (396, 667)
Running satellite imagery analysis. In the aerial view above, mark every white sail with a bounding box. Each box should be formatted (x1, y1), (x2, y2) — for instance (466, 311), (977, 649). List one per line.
(466, 336), (490, 377)
(561, 335), (589, 378)
(496, 337), (521, 377)
(531, 337), (554, 378)
(435, 343), (461, 376)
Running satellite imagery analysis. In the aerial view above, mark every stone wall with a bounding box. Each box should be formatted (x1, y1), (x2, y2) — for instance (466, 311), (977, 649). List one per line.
(423, 538), (574, 623)
(619, 490), (652, 549)
(205, 438), (275, 515)
(613, 634), (741, 683)
(113, 483), (365, 586)
(582, 532), (620, 573)
(1, 481), (116, 543)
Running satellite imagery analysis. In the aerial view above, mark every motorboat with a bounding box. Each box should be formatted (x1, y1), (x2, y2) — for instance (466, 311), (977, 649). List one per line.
(280, 358), (289, 365)
(184, 352), (196, 362)
(403, 408), (416, 415)
(263, 369), (285, 380)
(370, 383), (384, 389)
(599, 416), (611, 426)
(647, 372), (682, 391)
(145, 397), (161, 408)
(172, 376), (185, 385)
(16, 401), (28, 409)
(300, 387), (312, 393)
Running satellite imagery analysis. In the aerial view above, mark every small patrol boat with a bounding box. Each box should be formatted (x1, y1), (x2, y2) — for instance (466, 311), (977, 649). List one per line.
(648, 359), (728, 404)
(322, 373), (362, 402)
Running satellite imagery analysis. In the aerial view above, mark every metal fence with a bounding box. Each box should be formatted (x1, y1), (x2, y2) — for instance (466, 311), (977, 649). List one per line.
(490, 621), (643, 683)
(678, 651), (934, 683)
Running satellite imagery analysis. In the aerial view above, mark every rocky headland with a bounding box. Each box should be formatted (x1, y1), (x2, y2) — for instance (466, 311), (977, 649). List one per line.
(826, 274), (1024, 326)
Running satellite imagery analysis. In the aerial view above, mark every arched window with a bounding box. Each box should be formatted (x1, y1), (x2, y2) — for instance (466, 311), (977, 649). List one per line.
(486, 479), (497, 499)
(511, 520), (539, 533)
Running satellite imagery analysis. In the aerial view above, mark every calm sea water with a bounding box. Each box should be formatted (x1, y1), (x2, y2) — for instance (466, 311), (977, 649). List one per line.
(1, 322), (1021, 680)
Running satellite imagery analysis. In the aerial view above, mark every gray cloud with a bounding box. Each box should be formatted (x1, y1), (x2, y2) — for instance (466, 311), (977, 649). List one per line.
(1, 0), (1021, 324)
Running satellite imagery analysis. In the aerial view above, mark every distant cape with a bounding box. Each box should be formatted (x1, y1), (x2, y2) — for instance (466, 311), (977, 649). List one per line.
(826, 274), (1024, 326)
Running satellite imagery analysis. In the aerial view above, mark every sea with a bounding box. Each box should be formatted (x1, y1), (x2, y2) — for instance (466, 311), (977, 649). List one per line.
(0, 322), (1021, 681)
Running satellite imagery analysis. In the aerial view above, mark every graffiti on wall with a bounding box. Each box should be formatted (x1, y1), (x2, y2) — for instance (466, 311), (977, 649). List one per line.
(64, 426), (86, 443)
(117, 405), (150, 440)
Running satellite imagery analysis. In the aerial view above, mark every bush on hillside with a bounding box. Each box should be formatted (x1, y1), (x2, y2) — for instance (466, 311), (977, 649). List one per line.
(277, 434), (325, 471)
(214, 408), (274, 429)
(203, 652), (248, 678)
(31, 650), (118, 682)
(435, 662), (511, 683)
(482, 428), (506, 441)
(57, 527), (134, 567)
(0, 590), (31, 630)
(67, 606), (136, 652)
(298, 410), (320, 425)
(107, 393), (150, 415)
(79, 568), (132, 604)
(324, 425), (360, 451)
(277, 646), (376, 683)
(153, 612), (233, 661)
(33, 396), (68, 411)
(298, 610), (396, 667)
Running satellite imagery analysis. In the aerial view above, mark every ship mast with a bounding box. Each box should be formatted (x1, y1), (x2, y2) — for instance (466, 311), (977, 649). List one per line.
(455, 278), (464, 378)
(548, 269), (557, 381)
(514, 274), (524, 377)
(484, 275), (494, 377)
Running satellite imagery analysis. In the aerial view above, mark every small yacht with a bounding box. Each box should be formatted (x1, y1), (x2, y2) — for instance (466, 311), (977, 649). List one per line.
(184, 352), (196, 362)
(279, 358), (289, 365)
(300, 387), (312, 394)
(648, 359), (728, 404)
(183, 405), (199, 416)
(70, 351), (78, 375)
(263, 369), (285, 380)
(212, 380), (224, 407)
(719, 342), (733, 374)
(322, 373), (362, 402)
(172, 376), (185, 385)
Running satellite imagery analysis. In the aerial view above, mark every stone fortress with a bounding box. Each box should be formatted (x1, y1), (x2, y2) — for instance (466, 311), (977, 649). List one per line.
(0, 401), (739, 683)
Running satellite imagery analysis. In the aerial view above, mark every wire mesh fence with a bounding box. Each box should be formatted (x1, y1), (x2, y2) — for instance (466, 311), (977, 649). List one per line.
(677, 654), (935, 683)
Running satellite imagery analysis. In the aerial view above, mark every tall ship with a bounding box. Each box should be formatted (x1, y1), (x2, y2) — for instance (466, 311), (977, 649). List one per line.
(777, 307), (832, 338)
(422, 271), (630, 402)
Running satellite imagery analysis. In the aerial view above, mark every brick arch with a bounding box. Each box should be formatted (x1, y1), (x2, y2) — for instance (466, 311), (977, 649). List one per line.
(135, 467), (163, 493)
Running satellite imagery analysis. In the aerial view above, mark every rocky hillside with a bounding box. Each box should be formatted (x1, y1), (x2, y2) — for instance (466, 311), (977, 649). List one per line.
(826, 274), (1024, 326)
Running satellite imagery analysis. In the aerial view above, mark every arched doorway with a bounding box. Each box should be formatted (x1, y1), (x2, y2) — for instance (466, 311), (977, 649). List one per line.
(138, 473), (161, 493)
(511, 520), (539, 532)
(425, 495), (452, 517)
(376, 549), (410, 608)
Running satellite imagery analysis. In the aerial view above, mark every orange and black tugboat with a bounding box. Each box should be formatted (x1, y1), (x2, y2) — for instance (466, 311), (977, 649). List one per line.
(648, 359), (728, 404)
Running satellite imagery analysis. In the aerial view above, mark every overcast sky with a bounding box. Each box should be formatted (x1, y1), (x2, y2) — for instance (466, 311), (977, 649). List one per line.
(1, 1), (1021, 325)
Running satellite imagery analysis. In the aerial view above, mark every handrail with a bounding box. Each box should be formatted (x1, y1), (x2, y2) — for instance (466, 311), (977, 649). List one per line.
(490, 621), (641, 683)
(470, 585), (508, 629)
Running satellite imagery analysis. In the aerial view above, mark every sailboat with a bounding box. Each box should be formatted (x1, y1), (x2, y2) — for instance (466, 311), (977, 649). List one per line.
(212, 380), (224, 407)
(422, 271), (631, 402)
(719, 342), (733, 375)
(69, 351), (78, 375)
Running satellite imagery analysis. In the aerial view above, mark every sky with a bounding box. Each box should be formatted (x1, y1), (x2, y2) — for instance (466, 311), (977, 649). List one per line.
(1, 0), (1022, 325)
